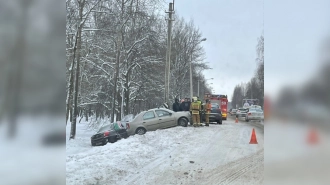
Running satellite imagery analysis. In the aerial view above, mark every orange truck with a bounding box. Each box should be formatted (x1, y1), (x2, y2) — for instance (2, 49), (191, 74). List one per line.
(204, 93), (228, 120)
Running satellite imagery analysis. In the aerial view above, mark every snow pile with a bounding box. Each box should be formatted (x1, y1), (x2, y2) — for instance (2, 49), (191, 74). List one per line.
(66, 121), (196, 185)
(66, 118), (264, 185)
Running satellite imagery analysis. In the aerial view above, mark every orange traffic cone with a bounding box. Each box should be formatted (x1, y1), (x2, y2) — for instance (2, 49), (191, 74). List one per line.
(249, 128), (258, 144)
(307, 128), (319, 145)
(235, 117), (238, 123)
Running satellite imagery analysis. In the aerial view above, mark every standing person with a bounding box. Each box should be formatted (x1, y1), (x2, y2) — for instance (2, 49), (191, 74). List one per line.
(204, 99), (212, 126)
(196, 97), (203, 124)
(180, 99), (186, 111)
(172, 98), (181, 112)
(190, 97), (201, 127)
(180, 98), (190, 111)
(186, 98), (191, 111)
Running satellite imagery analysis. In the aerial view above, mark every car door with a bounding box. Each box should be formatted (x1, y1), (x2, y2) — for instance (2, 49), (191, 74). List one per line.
(142, 111), (159, 131)
(155, 110), (175, 128)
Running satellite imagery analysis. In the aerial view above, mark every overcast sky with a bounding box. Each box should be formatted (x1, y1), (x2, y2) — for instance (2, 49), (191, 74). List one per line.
(166, 0), (330, 101)
(264, 0), (330, 100)
(166, 0), (264, 101)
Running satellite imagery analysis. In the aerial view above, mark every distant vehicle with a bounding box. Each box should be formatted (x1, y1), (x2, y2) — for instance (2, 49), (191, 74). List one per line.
(201, 103), (222, 124)
(229, 109), (237, 116)
(126, 108), (191, 136)
(249, 105), (262, 109)
(242, 99), (259, 108)
(236, 108), (249, 117)
(204, 93), (228, 120)
(90, 114), (133, 146)
(245, 108), (264, 122)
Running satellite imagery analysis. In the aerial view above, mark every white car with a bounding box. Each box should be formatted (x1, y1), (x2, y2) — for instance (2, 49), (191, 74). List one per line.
(245, 108), (264, 122)
(236, 108), (249, 117)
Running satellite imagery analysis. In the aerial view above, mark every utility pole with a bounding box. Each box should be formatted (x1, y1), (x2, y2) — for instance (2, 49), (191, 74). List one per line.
(189, 54), (193, 100)
(197, 75), (199, 98)
(164, 1), (174, 105)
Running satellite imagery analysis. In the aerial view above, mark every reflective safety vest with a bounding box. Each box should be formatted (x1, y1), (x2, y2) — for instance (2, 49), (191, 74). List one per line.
(190, 102), (201, 114)
(204, 103), (212, 114)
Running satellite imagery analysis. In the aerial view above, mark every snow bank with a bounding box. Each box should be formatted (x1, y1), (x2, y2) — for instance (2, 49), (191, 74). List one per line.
(66, 118), (264, 185)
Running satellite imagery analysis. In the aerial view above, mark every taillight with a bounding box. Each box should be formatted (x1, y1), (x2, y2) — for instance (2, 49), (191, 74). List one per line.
(248, 113), (251, 116)
(126, 123), (130, 129)
(104, 131), (110, 137)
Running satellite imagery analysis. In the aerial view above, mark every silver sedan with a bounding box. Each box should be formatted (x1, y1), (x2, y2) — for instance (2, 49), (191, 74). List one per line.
(126, 108), (191, 135)
(245, 108), (264, 122)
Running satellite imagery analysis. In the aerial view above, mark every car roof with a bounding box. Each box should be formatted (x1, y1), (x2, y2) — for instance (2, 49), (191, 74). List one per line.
(145, 108), (174, 112)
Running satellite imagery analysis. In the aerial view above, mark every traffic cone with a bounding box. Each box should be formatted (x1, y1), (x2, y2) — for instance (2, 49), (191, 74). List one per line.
(235, 117), (238, 123)
(307, 128), (319, 145)
(249, 128), (258, 144)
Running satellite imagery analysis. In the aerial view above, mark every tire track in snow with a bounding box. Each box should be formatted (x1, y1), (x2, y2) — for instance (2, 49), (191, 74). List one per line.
(202, 149), (264, 185)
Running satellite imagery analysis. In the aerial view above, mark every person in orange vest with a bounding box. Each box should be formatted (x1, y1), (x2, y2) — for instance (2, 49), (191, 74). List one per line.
(190, 97), (201, 127)
(204, 99), (212, 126)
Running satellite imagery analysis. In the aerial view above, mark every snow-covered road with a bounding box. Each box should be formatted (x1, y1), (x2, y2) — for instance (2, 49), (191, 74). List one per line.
(66, 117), (264, 185)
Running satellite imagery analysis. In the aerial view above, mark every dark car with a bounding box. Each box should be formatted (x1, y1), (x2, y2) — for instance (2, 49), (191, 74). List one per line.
(201, 103), (222, 124)
(90, 115), (133, 146)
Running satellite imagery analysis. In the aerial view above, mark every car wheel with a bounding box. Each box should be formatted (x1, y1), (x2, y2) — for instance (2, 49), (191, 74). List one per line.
(108, 136), (117, 143)
(135, 127), (146, 135)
(178, 118), (188, 127)
(217, 120), (222, 124)
(245, 116), (249, 122)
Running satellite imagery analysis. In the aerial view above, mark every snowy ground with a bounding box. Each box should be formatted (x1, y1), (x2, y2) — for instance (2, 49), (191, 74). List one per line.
(66, 116), (264, 185)
(264, 118), (330, 185)
(0, 115), (65, 185)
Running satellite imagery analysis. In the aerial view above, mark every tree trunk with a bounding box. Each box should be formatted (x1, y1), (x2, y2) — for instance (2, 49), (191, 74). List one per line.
(125, 74), (129, 115)
(111, 35), (121, 122)
(70, 0), (85, 140)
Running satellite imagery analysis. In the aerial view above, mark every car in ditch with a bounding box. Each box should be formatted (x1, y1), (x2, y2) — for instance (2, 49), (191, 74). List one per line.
(90, 114), (134, 146)
(126, 108), (191, 135)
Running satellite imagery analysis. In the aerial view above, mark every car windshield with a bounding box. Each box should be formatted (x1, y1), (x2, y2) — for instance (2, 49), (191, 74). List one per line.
(256, 109), (263, 112)
(249, 108), (256, 112)
(97, 124), (111, 133)
(211, 103), (219, 109)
